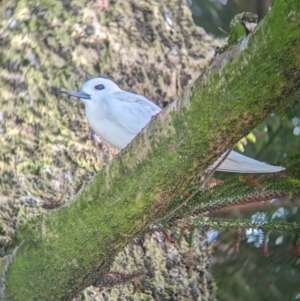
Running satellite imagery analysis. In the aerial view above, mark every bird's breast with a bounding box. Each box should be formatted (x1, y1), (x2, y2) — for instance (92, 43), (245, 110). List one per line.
(84, 105), (135, 150)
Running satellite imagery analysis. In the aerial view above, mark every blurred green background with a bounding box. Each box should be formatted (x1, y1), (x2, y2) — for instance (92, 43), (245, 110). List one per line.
(190, 0), (273, 36)
(190, 1), (300, 300)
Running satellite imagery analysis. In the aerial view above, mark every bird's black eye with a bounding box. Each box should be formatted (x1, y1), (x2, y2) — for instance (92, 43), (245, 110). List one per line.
(95, 84), (105, 90)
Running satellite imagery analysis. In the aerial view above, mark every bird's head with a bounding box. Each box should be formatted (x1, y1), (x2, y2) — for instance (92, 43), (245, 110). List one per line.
(60, 77), (121, 103)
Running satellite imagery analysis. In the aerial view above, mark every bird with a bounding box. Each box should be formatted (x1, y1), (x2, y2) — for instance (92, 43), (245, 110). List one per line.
(60, 77), (285, 173)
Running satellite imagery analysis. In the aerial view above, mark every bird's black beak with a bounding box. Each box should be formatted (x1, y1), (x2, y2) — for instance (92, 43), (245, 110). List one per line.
(59, 90), (90, 100)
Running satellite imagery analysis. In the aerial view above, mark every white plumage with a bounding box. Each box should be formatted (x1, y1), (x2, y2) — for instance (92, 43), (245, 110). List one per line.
(208, 150), (285, 173)
(60, 77), (285, 173)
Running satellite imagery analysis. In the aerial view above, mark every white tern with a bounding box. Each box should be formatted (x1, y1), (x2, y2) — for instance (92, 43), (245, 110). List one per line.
(60, 77), (285, 173)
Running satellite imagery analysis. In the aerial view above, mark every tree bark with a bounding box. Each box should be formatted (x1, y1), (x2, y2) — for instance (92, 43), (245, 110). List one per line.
(1, 0), (300, 300)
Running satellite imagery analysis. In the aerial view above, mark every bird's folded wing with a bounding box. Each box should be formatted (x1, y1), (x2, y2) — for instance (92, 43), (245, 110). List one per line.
(208, 150), (285, 173)
(102, 91), (161, 134)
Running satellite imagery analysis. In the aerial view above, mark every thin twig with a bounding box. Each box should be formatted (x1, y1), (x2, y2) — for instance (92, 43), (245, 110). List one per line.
(154, 147), (234, 223)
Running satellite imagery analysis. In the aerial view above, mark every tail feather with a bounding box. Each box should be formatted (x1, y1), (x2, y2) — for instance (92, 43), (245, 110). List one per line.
(208, 150), (285, 173)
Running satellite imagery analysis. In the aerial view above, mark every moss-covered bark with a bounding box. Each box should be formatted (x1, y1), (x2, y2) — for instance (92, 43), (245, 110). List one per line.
(1, 0), (300, 300)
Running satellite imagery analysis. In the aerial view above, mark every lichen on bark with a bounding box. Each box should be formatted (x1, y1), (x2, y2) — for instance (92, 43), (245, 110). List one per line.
(0, 0), (221, 248)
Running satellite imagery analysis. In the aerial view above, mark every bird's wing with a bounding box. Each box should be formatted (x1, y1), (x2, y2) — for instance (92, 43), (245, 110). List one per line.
(102, 90), (161, 134)
(208, 150), (285, 173)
